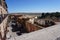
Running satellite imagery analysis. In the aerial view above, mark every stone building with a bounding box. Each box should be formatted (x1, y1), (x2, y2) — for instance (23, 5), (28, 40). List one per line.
(0, 0), (8, 40)
(0, 0), (8, 14)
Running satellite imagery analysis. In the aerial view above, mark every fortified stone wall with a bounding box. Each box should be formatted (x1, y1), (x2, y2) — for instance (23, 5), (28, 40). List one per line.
(0, 5), (7, 14)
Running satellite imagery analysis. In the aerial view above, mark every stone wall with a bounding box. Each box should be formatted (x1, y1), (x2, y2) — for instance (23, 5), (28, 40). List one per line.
(15, 22), (60, 40)
(0, 16), (8, 40)
(0, 5), (7, 14)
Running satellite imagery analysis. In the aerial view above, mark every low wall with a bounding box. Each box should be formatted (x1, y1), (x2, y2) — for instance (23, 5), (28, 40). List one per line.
(0, 16), (8, 40)
(15, 22), (60, 40)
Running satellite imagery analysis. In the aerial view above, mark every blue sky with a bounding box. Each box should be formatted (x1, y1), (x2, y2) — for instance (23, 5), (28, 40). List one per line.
(6, 0), (60, 13)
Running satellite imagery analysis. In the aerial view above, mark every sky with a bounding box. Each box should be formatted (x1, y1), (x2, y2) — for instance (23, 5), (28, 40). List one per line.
(6, 0), (60, 13)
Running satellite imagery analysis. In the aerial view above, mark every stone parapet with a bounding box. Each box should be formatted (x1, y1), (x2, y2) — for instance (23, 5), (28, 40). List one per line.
(0, 16), (8, 40)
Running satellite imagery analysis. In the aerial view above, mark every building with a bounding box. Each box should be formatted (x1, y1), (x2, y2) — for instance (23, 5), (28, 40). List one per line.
(0, 0), (8, 40)
(0, 0), (8, 14)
